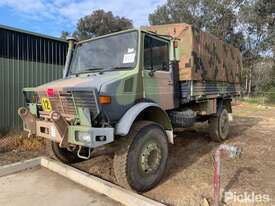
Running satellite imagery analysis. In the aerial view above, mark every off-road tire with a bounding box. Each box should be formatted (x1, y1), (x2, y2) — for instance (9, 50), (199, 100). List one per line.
(113, 121), (169, 192)
(208, 108), (230, 142)
(169, 109), (196, 128)
(46, 140), (85, 164)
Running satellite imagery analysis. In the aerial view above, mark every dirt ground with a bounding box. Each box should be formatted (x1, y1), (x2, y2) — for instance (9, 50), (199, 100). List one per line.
(73, 103), (275, 206)
(1, 102), (275, 206)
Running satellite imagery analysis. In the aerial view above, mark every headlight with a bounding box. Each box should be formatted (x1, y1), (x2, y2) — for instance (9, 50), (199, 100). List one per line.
(76, 131), (92, 144)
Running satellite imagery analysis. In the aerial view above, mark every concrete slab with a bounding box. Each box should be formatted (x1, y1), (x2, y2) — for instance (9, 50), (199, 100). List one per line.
(0, 157), (165, 206)
(0, 167), (122, 206)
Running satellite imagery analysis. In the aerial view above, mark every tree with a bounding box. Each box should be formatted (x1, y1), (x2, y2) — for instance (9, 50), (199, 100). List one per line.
(256, 0), (274, 56)
(73, 10), (133, 40)
(60, 31), (70, 40)
(239, 0), (275, 56)
(240, 0), (275, 93)
(148, 5), (172, 25)
(253, 59), (274, 92)
(149, 0), (246, 50)
(149, 0), (203, 28)
(149, 0), (274, 95)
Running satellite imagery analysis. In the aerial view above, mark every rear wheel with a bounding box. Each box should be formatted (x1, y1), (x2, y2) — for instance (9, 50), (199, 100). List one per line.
(46, 141), (86, 164)
(208, 108), (230, 142)
(113, 121), (169, 192)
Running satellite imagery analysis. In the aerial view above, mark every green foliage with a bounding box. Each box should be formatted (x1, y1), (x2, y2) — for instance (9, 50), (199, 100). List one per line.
(149, 0), (202, 27)
(60, 10), (133, 41)
(253, 58), (274, 92)
(240, 0), (275, 93)
(266, 87), (275, 104)
(239, 0), (275, 56)
(149, 0), (246, 50)
(60, 31), (70, 40)
(148, 5), (172, 25)
(149, 0), (274, 93)
(149, 0), (274, 55)
(73, 10), (133, 40)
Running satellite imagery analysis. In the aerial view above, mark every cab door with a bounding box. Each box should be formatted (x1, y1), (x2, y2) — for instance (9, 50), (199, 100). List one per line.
(143, 34), (175, 110)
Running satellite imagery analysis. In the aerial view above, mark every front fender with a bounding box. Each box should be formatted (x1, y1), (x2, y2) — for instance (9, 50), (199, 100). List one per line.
(115, 102), (173, 142)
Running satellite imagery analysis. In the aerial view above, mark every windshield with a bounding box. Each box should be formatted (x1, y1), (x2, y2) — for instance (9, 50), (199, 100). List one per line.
(69, 31), (138, 74)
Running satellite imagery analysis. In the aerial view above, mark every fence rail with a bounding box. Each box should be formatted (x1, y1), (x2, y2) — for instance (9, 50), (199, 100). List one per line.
(240, 92), (275, 105)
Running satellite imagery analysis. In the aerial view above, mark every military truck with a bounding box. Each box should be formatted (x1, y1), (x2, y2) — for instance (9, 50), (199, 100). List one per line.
(18, 23), (241, 192)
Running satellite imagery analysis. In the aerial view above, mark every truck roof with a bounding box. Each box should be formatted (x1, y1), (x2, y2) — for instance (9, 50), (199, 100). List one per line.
(77, 28), (172, 45)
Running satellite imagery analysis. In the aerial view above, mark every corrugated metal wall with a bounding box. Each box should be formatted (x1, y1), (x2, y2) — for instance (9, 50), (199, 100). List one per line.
(0, 25), (68, 129)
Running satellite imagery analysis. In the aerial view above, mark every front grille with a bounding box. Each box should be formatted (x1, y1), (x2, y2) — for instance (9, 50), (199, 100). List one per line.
(38, 90), (99, 118)
(72, 91), (99, 116)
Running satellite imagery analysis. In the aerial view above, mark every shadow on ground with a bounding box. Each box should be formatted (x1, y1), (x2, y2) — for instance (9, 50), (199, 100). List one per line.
(161, 115), (261, 184)
(71, 114), (262, 206)
(221, 166), (258, 203)
(229, 116), (262, 139)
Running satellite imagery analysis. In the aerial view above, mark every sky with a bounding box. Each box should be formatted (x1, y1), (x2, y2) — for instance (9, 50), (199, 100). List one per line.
(0, 0), (166, 38)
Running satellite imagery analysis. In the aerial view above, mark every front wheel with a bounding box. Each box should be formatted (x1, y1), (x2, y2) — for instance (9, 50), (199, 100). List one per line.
(113, 121), (169, 192)
(208, 108), (230, 142)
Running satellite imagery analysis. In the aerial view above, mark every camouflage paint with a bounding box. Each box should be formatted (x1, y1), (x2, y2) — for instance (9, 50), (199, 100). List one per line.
(98, 30), (144, 122)
(18, 27), (241, 148)
(141, 32), (176, 110)
(20, 28), (241, 123)
(145, 23), (242, 83)
(180, 81), (240, 99)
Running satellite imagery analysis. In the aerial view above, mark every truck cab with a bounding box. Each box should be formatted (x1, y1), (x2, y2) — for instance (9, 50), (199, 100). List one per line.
(18, 26), (240, 192)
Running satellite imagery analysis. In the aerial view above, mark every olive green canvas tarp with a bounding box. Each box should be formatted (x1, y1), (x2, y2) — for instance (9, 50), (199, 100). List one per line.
(145, 23), (242, 83)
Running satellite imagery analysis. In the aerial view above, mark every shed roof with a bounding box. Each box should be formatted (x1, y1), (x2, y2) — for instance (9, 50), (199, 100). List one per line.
(0, 24), (67, 43)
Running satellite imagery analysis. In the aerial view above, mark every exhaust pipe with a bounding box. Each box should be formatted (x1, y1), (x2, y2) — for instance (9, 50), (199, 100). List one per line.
(63, 36), (77, 78)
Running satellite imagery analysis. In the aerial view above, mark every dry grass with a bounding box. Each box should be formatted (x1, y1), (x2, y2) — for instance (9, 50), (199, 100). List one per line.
(14, 136), (45, 151)
(0, 130), (44, 153)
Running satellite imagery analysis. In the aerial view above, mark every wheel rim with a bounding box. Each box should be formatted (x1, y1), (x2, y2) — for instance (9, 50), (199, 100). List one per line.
(220, 111), (229, 135)
(139, 140), (162, 176)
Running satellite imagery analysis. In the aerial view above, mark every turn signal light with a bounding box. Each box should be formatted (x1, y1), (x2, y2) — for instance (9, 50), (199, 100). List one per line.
(47, 88), (54, 97)
(99, 96), (111, 105)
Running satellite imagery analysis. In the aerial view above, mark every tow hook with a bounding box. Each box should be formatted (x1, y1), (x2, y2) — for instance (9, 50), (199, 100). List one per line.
(77, 146), (91, 160)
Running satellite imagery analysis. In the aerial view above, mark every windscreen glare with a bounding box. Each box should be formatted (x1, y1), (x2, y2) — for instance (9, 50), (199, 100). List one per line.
(70, 31), (138, 74)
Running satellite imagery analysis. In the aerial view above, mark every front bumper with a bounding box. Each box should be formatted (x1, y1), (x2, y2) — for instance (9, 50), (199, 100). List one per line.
(68, 126), (114, 148)
(18, 107), (114, 148)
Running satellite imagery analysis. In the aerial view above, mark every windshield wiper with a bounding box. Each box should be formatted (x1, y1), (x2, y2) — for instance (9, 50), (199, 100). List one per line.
(72, 66), (132, 76)
(74, 67), (104, 75)
(99, 66), (131, 74)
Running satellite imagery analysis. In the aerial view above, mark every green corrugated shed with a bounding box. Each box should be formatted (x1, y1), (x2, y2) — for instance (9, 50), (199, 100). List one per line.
(0, 25), (68, 129)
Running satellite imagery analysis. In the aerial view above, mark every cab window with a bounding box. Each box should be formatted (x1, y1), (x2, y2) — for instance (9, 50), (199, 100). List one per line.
(144, 35), (169, 71)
